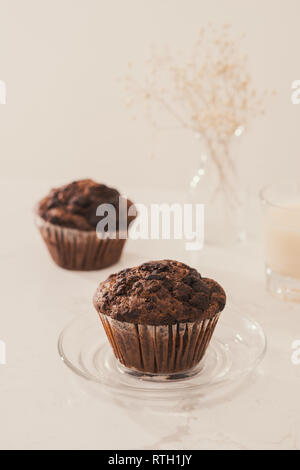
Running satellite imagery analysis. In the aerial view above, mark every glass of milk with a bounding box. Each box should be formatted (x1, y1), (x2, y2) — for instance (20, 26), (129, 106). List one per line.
(260, 180), (300, 302)
(260, 182), (300, 302)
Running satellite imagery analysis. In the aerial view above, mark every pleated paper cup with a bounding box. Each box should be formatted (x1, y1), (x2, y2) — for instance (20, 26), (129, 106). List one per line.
(99, 312), (221, 375)
(36, 216), (127, 271)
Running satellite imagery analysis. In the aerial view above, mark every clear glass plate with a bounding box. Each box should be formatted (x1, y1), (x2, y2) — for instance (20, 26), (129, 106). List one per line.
(58, 308), (267, 407)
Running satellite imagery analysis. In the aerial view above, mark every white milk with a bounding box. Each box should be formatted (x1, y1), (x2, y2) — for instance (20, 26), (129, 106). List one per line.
(263, 205), (300, 279)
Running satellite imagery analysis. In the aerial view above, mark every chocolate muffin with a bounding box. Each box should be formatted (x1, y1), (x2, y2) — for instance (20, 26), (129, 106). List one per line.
(93, 260), (226, 376)
(36, 179), (136, 270)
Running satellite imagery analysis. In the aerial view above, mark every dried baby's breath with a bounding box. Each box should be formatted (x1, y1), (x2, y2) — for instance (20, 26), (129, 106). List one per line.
(125, 25), (270, 205)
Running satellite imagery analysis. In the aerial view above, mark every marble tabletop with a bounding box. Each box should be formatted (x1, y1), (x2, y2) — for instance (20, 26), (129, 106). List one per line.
(1, 179), (300, 450)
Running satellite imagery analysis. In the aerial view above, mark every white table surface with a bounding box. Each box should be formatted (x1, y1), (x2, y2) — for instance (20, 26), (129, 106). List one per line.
(1, 179), (300, 450)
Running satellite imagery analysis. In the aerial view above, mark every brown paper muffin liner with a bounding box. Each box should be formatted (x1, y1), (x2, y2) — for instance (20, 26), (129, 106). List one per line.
(36, 216), (127, 271)
(99, 312), (221, 375)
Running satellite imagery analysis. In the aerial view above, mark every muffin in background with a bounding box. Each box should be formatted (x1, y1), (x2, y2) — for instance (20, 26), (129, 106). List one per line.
(93, 260), (226, 376)
(36, 179), (136, 271)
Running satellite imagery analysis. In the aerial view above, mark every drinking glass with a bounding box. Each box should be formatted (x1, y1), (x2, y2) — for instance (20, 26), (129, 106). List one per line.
(260, 182), (300, 302)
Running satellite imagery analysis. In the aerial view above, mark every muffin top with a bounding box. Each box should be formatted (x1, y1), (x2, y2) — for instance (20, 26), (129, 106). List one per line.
(38, 179), (136, 231)
(93, 260), (226, 325)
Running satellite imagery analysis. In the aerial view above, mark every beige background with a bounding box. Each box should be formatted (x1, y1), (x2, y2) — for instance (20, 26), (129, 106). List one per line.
(0, 0), (300, 195)
(1, 1), (300, 450)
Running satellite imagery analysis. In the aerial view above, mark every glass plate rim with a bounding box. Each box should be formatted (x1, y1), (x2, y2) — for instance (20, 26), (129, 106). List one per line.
(58, 310), (267, 397)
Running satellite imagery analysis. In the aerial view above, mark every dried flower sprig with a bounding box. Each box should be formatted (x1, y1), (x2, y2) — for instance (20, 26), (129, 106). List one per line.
(124, 25), (271, 206)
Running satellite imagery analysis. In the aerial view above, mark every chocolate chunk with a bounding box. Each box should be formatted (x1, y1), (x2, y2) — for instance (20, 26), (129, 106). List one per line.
(145, 274), (165, 281)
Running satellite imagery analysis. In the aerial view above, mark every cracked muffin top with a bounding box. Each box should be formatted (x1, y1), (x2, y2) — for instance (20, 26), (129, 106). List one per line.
(93, 260), (226, 325)
(37, 179), (136, 231)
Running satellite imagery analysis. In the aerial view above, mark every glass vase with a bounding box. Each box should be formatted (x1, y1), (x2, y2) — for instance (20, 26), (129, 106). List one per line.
(188, 132), (246, 246)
